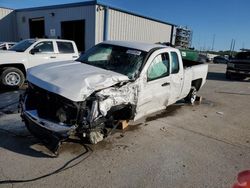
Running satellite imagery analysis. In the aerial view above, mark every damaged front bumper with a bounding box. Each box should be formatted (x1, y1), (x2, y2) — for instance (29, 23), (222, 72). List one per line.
(20, 81), (137, 154)
(20, 96), (76, 153)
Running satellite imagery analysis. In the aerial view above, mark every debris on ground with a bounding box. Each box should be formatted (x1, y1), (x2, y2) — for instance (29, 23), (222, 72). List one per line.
(160, 127), (168, 132)
(216, 111), (224, 115)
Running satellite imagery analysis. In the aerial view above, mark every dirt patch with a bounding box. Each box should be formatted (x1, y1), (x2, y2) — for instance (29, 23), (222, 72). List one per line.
(201, 98), (216, 107)
(124, 123), (142, 132)
(59, 142), (85, 155)
(92, 140), (113, 151)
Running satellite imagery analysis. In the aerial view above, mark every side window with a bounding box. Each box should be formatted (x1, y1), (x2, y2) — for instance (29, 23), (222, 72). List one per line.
(147, 53), (169, 81)
(170, 52), (180, 74)
(57, 42), (74, 53)
(33, 41), (54, 53)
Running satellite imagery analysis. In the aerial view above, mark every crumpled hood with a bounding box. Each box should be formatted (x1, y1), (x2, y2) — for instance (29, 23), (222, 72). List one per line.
(27, 61), (130, 102)
(0, 51), (26, 64)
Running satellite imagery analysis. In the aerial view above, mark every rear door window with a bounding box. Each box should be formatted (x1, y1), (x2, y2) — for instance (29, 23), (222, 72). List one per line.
(170, 52), (180, 74)
(57, 42), (74, 53)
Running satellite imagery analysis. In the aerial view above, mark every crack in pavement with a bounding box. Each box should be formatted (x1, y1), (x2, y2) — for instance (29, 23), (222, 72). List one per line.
(0, 165), (14, 188)
(156, 119), (250, 150)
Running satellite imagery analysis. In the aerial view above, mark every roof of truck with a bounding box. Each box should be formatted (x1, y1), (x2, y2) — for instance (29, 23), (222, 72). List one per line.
(102, 41), (170, 52)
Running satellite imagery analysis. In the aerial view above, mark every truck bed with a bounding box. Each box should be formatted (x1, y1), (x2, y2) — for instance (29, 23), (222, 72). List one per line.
(183, 59), (204, 68)
(180, 60), (208, 99)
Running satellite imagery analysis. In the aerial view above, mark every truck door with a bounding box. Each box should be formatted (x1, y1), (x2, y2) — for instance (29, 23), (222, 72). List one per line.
(55, 41), (79, 61)
(167, 51), (184, 105)
(135, 51), (171, 120)
(28, 41), (58, 67)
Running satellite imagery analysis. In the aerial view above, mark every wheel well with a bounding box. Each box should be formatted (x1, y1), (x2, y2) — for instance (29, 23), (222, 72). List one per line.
(107, 104), (136, 120)
(0, 64), (26, 77)
(192, 78), (202, 91)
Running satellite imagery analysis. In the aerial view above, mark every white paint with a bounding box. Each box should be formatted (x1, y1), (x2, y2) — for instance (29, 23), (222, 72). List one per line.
(27, 60), (130, 102)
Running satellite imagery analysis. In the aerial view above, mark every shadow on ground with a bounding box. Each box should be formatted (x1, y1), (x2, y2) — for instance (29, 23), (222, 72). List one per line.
(0, 127), (92, 158)
(0, 128), (53, 158)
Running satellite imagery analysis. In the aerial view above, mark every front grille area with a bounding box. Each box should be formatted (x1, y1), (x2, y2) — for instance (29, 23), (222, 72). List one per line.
(234, 64), (250, 71)
(25, 83), (82, 125)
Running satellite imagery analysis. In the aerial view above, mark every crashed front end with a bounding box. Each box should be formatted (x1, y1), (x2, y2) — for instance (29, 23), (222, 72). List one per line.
(20, 82), (137, 153)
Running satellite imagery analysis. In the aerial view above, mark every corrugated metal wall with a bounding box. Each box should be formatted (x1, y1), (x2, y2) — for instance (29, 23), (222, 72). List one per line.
(95, 7), (173, 44)
(16, 5), (96, 50)
(0, 8), (17, 42)
(95, 6), (105, 44)
(8, 4), (174, 50)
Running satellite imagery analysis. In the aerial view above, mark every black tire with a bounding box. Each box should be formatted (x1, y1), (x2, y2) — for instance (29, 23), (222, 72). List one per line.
(184, 86), (197, 105)
(226, 72), (232, 80)
(0, 67), (25, 88)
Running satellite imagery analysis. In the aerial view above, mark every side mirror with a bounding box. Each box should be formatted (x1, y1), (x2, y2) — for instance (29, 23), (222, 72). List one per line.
(30, 48), (40, 55)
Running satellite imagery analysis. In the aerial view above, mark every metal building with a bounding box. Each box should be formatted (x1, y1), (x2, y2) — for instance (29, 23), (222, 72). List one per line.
(0, 7), (17, 42)
(0, 1), (176, 51)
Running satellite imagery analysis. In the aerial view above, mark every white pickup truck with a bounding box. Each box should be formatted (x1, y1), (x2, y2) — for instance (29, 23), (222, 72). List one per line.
(20, 41), (208, 153)
(0, 39), (79, 87)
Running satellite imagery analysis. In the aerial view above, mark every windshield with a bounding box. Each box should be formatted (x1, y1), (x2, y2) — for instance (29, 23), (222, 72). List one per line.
(9, 39), (36, 52)
(77, 44), (147, 79)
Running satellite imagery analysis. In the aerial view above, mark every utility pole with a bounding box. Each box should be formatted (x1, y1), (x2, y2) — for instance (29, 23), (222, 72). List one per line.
(211, 34), (215, 51)
(230, 39), (235, 56)
(232, 39), (236, 55)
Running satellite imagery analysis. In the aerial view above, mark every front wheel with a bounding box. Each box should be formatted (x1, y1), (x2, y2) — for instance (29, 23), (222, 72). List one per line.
(184, 86), (197, 105)
(0, 67), (25, 88)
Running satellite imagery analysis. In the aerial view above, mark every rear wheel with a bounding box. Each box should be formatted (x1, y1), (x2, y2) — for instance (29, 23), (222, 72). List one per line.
(185, 86), (197, 105)
(0, 67), (25, 88)
(226, 71), (232, 80)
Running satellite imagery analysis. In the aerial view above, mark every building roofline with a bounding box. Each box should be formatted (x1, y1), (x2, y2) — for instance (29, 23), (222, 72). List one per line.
(0, 6), (14, 10)
(97, 3), (176, 26)
(15, 0), (176, 26)
(16, 0), (97, 12)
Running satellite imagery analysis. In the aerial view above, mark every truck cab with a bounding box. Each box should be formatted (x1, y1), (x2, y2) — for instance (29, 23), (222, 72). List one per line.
(0, 39), (79, 87)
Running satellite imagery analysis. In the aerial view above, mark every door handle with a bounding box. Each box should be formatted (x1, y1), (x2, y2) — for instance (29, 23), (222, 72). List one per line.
(161, 82), (170, 87)
(50, 56), (56, 58)
(72, 56), (78, 58)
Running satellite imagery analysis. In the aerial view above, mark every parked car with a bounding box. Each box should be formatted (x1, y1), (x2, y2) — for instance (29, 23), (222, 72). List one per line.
(226, 52), (250, 79)
(0, 39), (79, 87)
(198, 54), (209, 63)
(20, 41), (208, 153)
(213, 56), (229, 64)
(0, 42), (17, 50)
